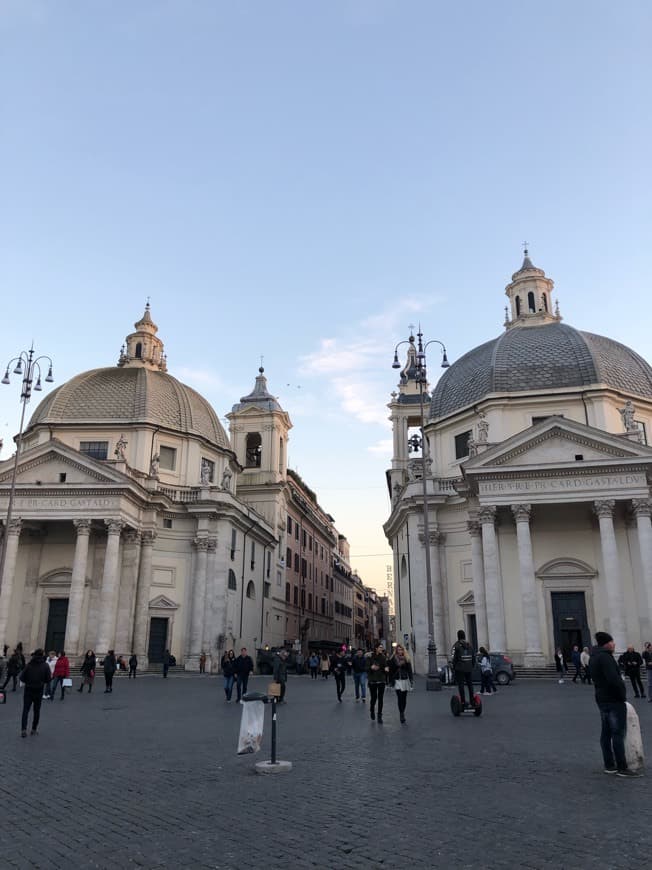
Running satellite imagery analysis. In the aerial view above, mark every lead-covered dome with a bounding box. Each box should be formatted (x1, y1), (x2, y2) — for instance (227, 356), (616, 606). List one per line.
(27, 305), (230, 450)
(430, 322), (652, 421)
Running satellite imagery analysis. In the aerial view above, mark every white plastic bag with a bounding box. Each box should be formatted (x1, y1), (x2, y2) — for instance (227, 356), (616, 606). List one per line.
(237, 700), (265, 755)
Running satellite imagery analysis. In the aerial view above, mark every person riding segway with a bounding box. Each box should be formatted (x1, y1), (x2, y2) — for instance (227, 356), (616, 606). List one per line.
(451, 630), (482, 717)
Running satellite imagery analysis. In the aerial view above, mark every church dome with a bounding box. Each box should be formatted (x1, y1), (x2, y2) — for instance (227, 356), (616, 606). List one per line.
(26, 305), (230, 450)
(430, 323), (652, 421)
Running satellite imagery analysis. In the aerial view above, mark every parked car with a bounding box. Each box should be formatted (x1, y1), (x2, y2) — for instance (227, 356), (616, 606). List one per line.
(256, 647), (297, 675)
(439, 653), (515, 687)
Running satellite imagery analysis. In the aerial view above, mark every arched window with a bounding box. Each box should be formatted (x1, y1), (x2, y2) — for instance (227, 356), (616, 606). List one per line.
(135, 342), (142, 359)
(515, 295), (521, 316)
(246, 432), (262, 467)
(542, 292), (548, 312)
(246, 580), (255, 599)
(527, 291), (535, 313)
(228, 569), (237, 591)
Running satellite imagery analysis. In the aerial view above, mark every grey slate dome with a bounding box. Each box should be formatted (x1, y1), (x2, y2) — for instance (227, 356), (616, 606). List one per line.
(27, 366), (230, 449)
(430, 322), (652, 420)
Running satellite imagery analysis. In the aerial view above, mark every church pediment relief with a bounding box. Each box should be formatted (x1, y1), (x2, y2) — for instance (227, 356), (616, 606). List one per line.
(463, 416), (652, 473)
(0, 441), (133, 486)
(536, 558), (596, 579)
(457, 590), (474, 606)
(148, 594), (179, 610)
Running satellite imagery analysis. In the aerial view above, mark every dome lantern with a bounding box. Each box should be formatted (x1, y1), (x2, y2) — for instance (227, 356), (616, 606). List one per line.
(504, 247), (560, 330)
(117, 302), (168, 372)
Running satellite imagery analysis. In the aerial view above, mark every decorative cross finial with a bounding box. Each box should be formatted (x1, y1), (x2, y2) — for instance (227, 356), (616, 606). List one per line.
(146, 295), (151, 305)
(259, 354), (264, 374)
(522, 241), (529, 256)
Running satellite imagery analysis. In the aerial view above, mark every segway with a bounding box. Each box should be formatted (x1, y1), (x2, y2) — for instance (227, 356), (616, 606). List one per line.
(450, 692), (482, 717)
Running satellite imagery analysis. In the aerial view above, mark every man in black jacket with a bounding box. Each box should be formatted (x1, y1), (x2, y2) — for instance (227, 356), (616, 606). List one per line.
(19, 649), (51, 737)
(618, 646), (645, 698)
(234, 647), (254, 702)
(589, 632), (639, 777)
(452, 630), (475, 708)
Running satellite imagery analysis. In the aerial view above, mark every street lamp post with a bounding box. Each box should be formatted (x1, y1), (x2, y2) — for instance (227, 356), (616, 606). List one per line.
(392, 329), (449, 691)
(0, 347), (54, 636)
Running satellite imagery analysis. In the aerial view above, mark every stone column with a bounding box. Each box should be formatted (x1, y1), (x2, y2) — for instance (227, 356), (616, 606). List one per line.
(511, 504), (544, 664)
(467, 519), (489, 648)
(202, 537), (218, 653)
(187, 537), (209, 668)
(631, 499), (652, 637)
(0, 518), (22, 644)
(132, 530), (156, 660)
(96, 520), (124, 653)
(593, 500), (627, 651)
(479, 506), (507, 653)
(115, 529), (142, 655)
(64, 519), (92, 657)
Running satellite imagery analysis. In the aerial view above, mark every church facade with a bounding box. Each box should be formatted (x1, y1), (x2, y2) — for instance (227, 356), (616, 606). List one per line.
(385, 254), (652, 673)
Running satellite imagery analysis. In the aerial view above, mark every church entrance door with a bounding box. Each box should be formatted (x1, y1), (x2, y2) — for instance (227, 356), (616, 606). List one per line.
(148, 617), (168, 663)
(45, 599), (69, 653)
(551, 592), (589, 661)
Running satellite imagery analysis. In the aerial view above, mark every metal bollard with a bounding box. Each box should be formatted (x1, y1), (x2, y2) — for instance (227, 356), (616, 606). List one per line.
(242, 684), (292, 774)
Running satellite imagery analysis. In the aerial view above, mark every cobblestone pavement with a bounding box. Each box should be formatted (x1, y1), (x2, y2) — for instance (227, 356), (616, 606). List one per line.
(0, 672), (650, 869)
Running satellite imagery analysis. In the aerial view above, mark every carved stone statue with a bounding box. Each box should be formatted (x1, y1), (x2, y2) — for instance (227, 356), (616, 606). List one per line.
(476, 411), (489, 444)
(149, 453), (160, 477)
(221, 466), (232, 491)
(619, 400), (636, 432)
(200, 459), (212, 486)
(114, 434), (128, 461)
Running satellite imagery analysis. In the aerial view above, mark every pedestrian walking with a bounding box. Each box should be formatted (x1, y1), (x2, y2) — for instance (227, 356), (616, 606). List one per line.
(44, 651), (58, 699)
(389, 643), (413, 724)
(367, 643), (388, 723)
(452, 630), (476, 710)
(162, 649), (171, 678)
(2, 649), (21, 692)
(320, 653), (330, 679)
(331, 648), (348, 702)
(49, 650), (70, 701)
(478, 646), (497, 694)
(199, 651), (207, 674)
(643, 642), (652, 702)
(351, 648), (368, 702)
(554, 648), (567, 683)
(235, 647), (254, 702)
(103, 650), (117, 693)
(589, 631), (640, 777)
(128, 653), (137, 678)
(571, 645), (583, 683)
(0, 653), (6, 692)
(272, 650), (288, 703)
(619, 646), (645, 698)
(19, 649), (51, 737)
(78, 650), (96, 693)
(295, 651), (304, 675)
(221, 650), (236, 701)
(308, 652), (319, 679)
(580, 647), (592, 685)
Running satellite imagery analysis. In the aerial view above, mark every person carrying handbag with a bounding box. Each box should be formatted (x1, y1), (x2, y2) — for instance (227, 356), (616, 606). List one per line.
(50, 650), (70, 701)
(78, 650), (96, 693)
(388, 644), (413, 724)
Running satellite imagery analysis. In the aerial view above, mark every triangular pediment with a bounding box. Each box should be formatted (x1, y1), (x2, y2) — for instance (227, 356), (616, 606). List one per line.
(457, 590), (475, 606)
(149, 594), (178, 610)
(463, 416), (652, 474)
(0, 439), (138, 486)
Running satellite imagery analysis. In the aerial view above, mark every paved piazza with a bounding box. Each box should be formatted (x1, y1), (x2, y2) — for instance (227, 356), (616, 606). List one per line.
(1, 673), (650, 869)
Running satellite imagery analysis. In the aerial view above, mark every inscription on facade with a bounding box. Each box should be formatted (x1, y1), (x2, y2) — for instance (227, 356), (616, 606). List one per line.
(11, 497), (118, 510)
(479, 473), (646, 495)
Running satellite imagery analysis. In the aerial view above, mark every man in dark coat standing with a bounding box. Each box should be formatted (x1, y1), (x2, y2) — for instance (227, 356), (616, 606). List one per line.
(234, 647), (254, 702)
(589, 632), (640, 777)
(19, 649), (51, 737)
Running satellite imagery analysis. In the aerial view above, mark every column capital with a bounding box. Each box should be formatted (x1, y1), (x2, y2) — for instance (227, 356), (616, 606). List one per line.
(467, 520), (482, 538)
(141, 529), (157, 547)
(418, 529), (443, 546)
(193, 537), (210, 552)
(123, 528), (142, 545)
(206, 537), (218, 553)
(478, 505), (497, 525)
(104, 519), (124, 536)
(6, 518), (22, 536)
(511, 503), (532, 523)
(593, 499), (616, 519)
(73, 518), (92, 535)
(631, 498), (652, 519)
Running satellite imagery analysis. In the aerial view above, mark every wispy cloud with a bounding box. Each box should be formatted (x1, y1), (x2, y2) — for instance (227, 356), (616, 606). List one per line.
(177, 366), (224, 390)
(367, 438), (393, 455)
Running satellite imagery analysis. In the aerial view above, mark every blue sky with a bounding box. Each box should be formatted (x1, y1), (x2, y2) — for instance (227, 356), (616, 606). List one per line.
(1, 1), (651, 592)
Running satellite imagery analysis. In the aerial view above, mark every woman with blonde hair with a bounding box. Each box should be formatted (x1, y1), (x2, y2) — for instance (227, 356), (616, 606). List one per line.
(388, 643), (414, 724)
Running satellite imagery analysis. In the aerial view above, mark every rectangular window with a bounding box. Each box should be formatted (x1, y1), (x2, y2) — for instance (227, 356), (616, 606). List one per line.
(302, 529), (307, 548)
(159, 445), (177, 470)
(285, 583), (291, 602)
(301, 558), (307, 579)
(79, 441), (108, 460)
(321, 597), (326, 615)
(266, 551), (271, 578)
(59, 472), (67, 483)
(287, 516), (292, 534)
(250, 541), (255, 570)
(277, 570), (282, 587)
(163, 518), (173, 529)
(264, 582), (270, 599)
(231, 528), (237, 561)
(301, 588), (306, 608)
(308, 593), (313, 611)
(286, 547), (292, 568)
(293, 586), (299, 606)
(308, 535), (313, 551)
(454, 430), (472, 460)
(294, 553), (299, 573)
(295, 525), (299, 542)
